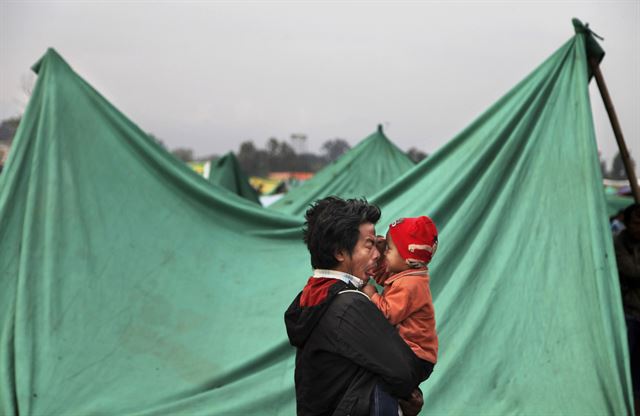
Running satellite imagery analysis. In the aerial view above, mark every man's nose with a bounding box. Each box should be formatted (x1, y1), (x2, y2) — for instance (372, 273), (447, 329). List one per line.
(372, 247), (381, 260)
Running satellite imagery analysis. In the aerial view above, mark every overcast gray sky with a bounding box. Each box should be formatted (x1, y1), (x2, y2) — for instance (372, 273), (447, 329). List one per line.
(1, 1), (638, 166)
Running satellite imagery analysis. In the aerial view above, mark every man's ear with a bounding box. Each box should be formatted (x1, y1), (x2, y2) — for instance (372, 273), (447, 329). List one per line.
(334, 249), (347, 263)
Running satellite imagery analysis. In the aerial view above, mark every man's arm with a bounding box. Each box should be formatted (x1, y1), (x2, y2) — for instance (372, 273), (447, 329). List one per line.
(332, 291), (421, 398)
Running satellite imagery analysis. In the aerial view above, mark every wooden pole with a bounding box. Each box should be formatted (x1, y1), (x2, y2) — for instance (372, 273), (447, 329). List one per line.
(589, 58), (640, 203)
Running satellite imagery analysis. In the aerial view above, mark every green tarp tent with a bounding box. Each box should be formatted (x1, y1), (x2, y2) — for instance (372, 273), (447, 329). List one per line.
(268, 125), (415, 216)
(0, 19), (633, 415)
(208, 152), (261, 205)
(0, 48), (305, 415)
(365, 19), (634, 414)
(606, 193), (634, 217)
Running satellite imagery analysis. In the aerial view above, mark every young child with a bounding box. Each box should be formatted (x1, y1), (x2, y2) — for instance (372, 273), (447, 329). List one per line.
(363, 216), (439, 383)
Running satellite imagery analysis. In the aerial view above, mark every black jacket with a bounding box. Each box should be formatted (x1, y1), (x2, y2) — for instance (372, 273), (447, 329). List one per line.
(284, 279), (423, 416)
(614, 229), (640, 320)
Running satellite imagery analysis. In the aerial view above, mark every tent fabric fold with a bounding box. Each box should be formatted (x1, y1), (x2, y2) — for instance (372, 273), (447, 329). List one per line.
(208, 152), (261, 205)
(0, 22), (633, 416)
(606, 193), (634, 217)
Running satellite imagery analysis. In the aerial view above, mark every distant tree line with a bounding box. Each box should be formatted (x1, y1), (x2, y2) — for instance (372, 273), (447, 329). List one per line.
(3, 115), (635, 180)
(0, 117), (20, 174)
(173, 137), (429, 177)
(168, 137), (354, 176)
(601, 152), (636, 180)
(234, 137), (353, 176)
(168, 134), (430, 176)
(0, 117), (20, 144)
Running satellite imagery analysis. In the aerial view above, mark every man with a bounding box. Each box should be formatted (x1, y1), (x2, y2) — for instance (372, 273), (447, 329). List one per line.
(614, 203), (640, 410)
(284, 197), (424, 416)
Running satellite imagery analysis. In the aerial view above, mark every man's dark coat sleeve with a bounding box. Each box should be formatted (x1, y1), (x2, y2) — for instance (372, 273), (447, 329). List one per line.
(332, 291), (422, 398)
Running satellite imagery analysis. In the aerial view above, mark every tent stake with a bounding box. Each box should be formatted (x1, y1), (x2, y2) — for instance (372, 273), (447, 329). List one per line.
(589, 58), (639, 203)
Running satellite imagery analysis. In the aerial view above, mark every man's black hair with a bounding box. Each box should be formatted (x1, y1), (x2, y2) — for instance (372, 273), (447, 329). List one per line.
(303, 196), (381, 269)
(623, 203), (640, 225)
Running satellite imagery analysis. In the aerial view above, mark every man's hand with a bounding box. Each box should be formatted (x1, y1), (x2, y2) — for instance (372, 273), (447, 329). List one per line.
(362, 280), (377, 298)
(398, 388), (423, 416)
(375, 235), (387, 255)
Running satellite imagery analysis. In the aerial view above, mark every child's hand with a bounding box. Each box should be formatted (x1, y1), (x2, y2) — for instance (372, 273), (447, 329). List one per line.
(365, 235), (390, 284)
(362, 280), (378, 298)
(375, 235), (387, 254)
(367, 260), (389, 285)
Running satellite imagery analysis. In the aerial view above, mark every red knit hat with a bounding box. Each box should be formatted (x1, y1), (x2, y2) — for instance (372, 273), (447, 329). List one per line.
(388, 216), (438, 266)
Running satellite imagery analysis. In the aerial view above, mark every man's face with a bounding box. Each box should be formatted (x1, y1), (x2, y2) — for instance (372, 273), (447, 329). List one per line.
(339, 222), (380, 280)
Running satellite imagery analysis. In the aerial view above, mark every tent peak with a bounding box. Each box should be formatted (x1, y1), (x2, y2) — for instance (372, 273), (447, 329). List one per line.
(572, 18), (604, 40)
(571, 18), (605, 67)
(31, 47), (67, 75)
(377, 124), (384, 134)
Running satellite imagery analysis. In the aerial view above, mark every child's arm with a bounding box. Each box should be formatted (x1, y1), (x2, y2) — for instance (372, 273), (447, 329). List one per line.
(370, 277), (428, 326)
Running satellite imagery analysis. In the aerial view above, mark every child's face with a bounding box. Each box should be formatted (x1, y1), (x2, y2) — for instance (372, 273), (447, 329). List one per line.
(385, 232), (409, 273)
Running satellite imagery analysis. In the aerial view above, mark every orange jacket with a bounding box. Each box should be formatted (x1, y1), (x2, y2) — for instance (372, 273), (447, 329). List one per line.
(370, 268), (438, 364)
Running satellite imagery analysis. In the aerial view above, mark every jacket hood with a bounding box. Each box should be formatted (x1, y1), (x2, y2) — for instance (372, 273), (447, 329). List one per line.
(284, 277), (351, 347)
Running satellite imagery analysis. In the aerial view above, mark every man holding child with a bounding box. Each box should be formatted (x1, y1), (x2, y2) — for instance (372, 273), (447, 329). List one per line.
(285, 196), (438, 416)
